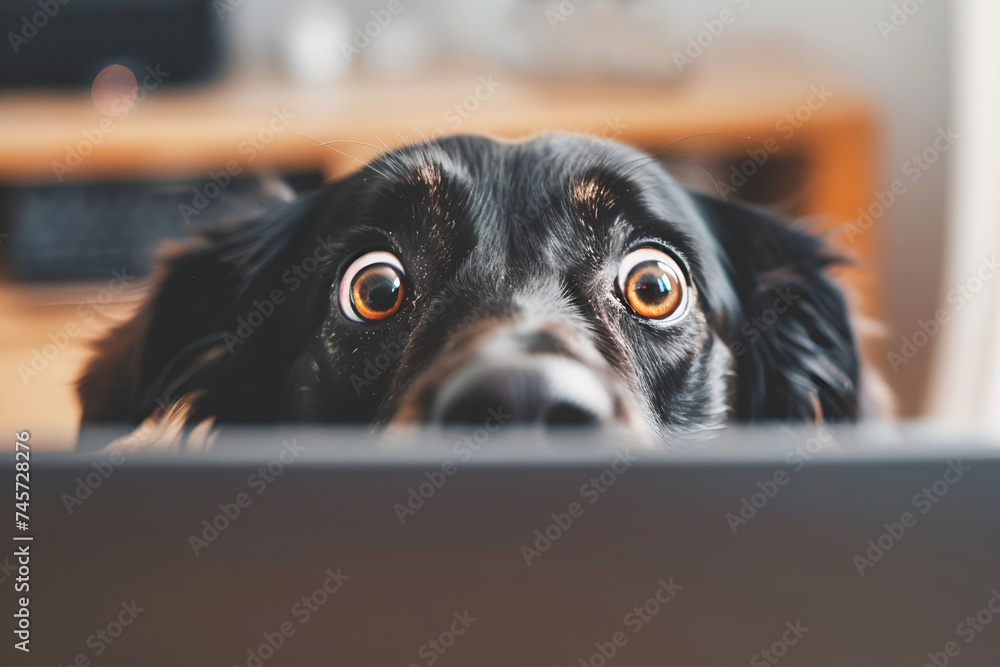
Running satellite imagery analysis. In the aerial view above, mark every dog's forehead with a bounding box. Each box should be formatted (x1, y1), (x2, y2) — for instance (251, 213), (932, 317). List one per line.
(385, 136), (690, 221)
(386, 134), (655, 196)
(362, 135), (712, 288)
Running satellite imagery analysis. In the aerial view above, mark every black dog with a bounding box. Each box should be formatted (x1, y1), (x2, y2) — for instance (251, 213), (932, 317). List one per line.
(77, 134), (860, 439)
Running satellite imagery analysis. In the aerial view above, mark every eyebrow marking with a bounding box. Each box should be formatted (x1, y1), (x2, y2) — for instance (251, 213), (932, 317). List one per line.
(395, 162), (449, 219)
(392, 159), (473, 245)
(406, 163), (442, 194)
(571, 172), (628, 214)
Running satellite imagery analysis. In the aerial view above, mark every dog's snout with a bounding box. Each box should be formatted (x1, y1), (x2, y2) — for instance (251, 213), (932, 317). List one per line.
(388, 318), (644, 431)
(430, 356), (616, 427)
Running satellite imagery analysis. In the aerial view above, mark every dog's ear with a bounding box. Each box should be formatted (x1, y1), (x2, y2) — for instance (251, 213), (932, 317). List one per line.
(77, 193), (324, 427)
(692, 192), (860, 422)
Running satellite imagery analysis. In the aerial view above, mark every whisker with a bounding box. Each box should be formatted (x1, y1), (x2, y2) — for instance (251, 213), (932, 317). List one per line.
(657, 154), (729, 201)
(330, 147), (393, 180)
(617, 132), (759, 201)
(619, 155), (662, 179)
(644, 132), (754, 160)
(314, 137), (385, 153)
(623, 132), (756, 176)
(292, 133), (394, 179)
(412, 127), (432, 145)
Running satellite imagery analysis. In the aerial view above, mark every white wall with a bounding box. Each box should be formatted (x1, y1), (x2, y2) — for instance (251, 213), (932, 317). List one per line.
(928, 0), (1000, 429)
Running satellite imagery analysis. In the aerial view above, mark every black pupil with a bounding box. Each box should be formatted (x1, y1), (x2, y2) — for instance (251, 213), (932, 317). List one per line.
(356, 266), (400, 312)
(633, 263), (672, 304)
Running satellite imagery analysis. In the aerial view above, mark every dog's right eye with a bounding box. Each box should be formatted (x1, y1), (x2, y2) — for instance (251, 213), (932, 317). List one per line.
(338, 251), (406, 323)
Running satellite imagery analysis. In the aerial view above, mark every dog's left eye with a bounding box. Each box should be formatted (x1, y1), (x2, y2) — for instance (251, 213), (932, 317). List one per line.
(339, 251), (406, 322)
(616, 248), (689, 322)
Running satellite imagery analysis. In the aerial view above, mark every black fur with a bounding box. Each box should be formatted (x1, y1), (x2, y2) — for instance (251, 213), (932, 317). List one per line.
(78, 134), (859, 438)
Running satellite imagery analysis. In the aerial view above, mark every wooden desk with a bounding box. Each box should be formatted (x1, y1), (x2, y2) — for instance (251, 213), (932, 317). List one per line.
(0, 51), (882, 446)
(0, 282), (143, 449)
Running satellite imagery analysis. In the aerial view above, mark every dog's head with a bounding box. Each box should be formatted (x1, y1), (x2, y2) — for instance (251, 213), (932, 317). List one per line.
(78, 134), (859, 438)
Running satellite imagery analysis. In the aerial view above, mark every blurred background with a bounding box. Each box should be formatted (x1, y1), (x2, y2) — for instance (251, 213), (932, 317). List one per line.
(0, 0), (996, 447)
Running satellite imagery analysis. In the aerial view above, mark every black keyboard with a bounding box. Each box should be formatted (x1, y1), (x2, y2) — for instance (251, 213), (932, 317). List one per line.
(5, 175), (319, 281)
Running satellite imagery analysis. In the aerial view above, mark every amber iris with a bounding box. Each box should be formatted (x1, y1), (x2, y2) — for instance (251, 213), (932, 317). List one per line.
(350, 264), (404, 320)
(624, 260), (682, 319)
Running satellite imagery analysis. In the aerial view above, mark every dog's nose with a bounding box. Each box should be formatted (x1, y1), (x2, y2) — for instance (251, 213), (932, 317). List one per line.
(429, 356), (616, 426)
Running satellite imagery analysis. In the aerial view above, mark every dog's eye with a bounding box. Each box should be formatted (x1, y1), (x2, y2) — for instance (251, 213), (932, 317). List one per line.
(339, 251), (405, 322)
(616, 248), (688, 322)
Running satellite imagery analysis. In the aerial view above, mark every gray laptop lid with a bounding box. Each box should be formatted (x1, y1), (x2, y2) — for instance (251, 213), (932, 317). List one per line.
(4, 425), (999, 666)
